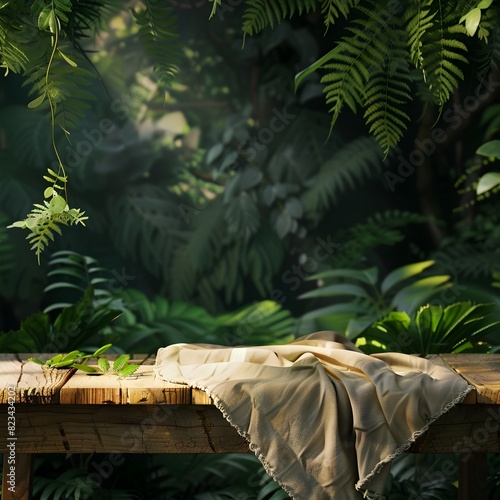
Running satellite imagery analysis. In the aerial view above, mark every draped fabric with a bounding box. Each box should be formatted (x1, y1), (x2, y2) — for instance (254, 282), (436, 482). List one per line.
(154, 332), (472, 499)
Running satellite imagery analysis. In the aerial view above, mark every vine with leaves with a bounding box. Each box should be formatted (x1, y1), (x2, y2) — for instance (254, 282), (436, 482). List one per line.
(0, 0), (179, 261)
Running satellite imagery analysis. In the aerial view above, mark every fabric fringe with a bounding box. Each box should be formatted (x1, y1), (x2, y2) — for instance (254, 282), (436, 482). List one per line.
(355, 384), (474, 491)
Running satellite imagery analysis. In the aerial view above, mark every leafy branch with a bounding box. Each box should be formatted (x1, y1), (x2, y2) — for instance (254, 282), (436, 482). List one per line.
(28, 343), (140, 378)
(8, 169), (88, 264)
(5, 1), (90, 262)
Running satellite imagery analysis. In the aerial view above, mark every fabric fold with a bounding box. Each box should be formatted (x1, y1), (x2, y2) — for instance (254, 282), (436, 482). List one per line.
(154, 331), (472, 499)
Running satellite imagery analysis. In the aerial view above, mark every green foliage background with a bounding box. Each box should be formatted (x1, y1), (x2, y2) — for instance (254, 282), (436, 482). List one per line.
(1, 0), (500, 498)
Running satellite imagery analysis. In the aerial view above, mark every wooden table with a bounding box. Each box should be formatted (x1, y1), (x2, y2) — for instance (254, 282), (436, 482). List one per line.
(0, 353), (499, 499)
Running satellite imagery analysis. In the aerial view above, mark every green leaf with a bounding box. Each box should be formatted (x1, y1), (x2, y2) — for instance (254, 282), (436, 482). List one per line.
(477, 0), (493, 9)
(346, 314), (377, 340)
(391, 276), (450, 313)
(476, 140), (500, 158)
(299, 283), (370, 300)
(98, 357), (110, 373)
(460, 8), (481, 36)
(381, 261), (435, 294)
(61, 350), (80, 362)
(117, 364), (139, 378)
(47, 168), (67, 182)
(93, 343), (112, 357)
(38, 6), (52, 30)
(113, 354), (130, 372)
(46, 354), (63, 366)
(308, 267), (378, 285)
(25, 217), (37, 229)
(58, 50), (77, 67)
(8, 221), (27, 229)
(28, 94), (46, 109)
(476, 172), (500, 195)
(51, 358), (77, 368)
(28, 357), (45, 365)
(299, 302), (368, 322)
(295, 49), (335, 91)
(49, 195), (67, 214)
(44, 187), (54, 198)
(206, 143), (223, 165)
(72, 363), (98, 373)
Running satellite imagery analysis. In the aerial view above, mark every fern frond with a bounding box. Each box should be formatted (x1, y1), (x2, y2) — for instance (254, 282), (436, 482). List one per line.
(23, 40), (96, 131)
(108, 184), (188, 283)
(66, 0), (125, 40)
(321, 0), (358, 30)
(132, 0), (179, 87)
(52, 0), (73, 23)
(9, 195), (88, 264)
(0, 176), (35, 220)
(470, 7), (500, 76)
(224, 191), (261, 242)
(0, 6), (29, 74)
(301, 136), (384, 219)
(363, 24), (412, 156)
(0, 212), (15, 284)
(320, 2), (402, 137)
(405, 0), (435, 67)
(242, 0), (316, 36)
(216, 301), (295, 345)
(414, 3), (469, 105)
(44, 250), (114, 312)
(333, 210), (429, 268)
(434, 242), (500, 278)
(0, 105), (54, 169)
(32, 466), (95, 500)
(172, 199), (284, 311)
(109, 288), (219, 352)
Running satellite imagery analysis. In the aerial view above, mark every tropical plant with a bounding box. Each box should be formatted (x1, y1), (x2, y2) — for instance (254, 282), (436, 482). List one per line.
(170, 111), (385, 311)
(43, 249), (115, 311)
(476, 139), (500, 195)
(210, 0), (500, 155)
(0, 287), (122, 353)
(297, 260), (451, 339)
(28, 452), (283, 500)
(359, 301), (500, 354)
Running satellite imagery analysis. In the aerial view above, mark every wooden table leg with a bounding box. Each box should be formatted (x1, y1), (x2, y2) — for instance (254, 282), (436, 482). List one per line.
(2, 453), (33, 500)
(458, 453), (487, 500)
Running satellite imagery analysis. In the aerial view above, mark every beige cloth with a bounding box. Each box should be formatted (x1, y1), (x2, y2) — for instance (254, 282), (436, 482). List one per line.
(154, 331), (472, 499)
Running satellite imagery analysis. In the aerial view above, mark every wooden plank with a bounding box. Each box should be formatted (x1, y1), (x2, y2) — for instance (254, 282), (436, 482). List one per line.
(2, 453), (33, 500)
(431, 355), (477, 404)
(58, 365), (191, 404)
(0, 356), (75, 404)
(410, 404), (500, 453)
(192, 388), (212, 405)
(0, 405), (249, 454)
(440, 354), (500, 404)
(458, 453), (487, 500)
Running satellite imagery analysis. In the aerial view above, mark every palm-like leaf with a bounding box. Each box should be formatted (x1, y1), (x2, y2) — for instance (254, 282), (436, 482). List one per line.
(299, 260), (450, 339)
(43, 250), (113, 312)
(363, 301), (500, 354)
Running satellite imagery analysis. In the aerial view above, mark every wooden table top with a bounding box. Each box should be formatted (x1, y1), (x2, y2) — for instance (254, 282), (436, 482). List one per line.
(0, 353), (499, 406)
